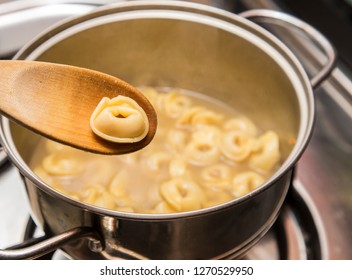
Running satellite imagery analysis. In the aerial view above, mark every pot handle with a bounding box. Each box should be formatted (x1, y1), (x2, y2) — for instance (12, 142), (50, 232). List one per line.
(0, 226), (101, 259)
(239, 9), (337, 89)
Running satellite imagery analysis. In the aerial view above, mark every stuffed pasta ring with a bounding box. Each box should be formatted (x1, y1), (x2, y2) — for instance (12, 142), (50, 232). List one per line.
(90, 95), (149, 143)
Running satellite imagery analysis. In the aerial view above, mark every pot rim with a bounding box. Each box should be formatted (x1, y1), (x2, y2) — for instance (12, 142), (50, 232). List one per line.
(0, 1), (315, 220)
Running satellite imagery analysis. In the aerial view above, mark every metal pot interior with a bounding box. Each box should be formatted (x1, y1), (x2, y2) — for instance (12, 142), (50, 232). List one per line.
(4, 4), (312, 214)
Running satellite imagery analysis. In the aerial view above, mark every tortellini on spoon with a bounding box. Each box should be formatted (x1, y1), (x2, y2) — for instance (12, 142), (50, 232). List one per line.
(90, 95), (149, 143)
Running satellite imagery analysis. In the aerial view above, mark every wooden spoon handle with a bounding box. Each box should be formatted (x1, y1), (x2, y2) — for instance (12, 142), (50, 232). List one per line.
(0, 60), (104, 134)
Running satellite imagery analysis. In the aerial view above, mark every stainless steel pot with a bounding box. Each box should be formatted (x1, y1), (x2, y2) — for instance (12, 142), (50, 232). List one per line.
(0, 1), (336, 259)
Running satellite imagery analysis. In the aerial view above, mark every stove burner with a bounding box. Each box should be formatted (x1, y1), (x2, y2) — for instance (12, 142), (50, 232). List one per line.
(243, 186), (323, 260)
(17, 185), (323, 260)
(240, 184), (323, 260)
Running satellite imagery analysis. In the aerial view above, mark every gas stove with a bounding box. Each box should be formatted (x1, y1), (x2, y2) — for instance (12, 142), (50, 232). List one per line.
(0, 0), (351, 260)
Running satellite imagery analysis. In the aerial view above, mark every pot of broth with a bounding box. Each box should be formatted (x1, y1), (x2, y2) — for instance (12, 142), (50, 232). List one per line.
(0, 1), (336, 259)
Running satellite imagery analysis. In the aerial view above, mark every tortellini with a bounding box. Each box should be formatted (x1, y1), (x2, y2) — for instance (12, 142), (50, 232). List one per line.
(184, 137), (220, 166)
(160, 178), (206, 212)
(184, 126), (221, 165)
(109, 170), (129, 198)
(223, 116), (258, 137)
(177, 107), (223, 127)
(160, 91), (192, 118)
(231, 172), (265, 198)
(200, 164), (232, 190)
(204, 188), (233, 208)
(31, 87), (282, 214)
(249, 131), (281, 172)
(220, 131), (255, 162)
(152, 201), (175, 214)
(80, 185), (104, 204)
(90, 95), (149, 143)
(42, 153), (83, 176)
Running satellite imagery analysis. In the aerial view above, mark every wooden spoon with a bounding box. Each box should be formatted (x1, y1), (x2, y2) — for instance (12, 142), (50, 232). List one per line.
(0, 60), (157, 155)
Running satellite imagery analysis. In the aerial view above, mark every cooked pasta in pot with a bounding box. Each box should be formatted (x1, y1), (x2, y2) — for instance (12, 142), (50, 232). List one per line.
(30, 87), (283, 213)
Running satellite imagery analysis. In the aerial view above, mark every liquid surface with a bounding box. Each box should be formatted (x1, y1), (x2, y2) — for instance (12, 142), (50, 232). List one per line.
(30, 87), (281, 213)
